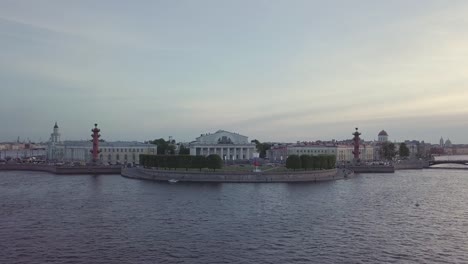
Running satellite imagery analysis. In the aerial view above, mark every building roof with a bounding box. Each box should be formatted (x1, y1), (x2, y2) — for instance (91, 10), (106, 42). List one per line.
(54, 122), (58, 129)
(194, 130), (250, 144)
(63, 140), (154, 147)
(378, 130), (388, 136)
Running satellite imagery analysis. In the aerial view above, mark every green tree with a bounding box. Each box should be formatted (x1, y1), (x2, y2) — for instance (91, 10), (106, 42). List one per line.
(381, 142), (396, 161)
(149, 138), (176, 155)
(260, 143), (271, 159)
(399, 143), (410, 159)
(317, 155), (328, 169)
(251, 139), (271, 159)
(160, 155), (168, 169)
(251, 139), (260, 146)
(167, 156), (178, 169)
(300, 155), (311, 170)
(140, 154), (148, 167)
(149, 138), (168, 155)
(166, 144), (176, 155)
(328, 155), (337, 169)
(177, 155), (192, 171)
(286, 155), (302, 171)
(178, 145), (190, 155)
(206, 154), (223, 172)
(192, 156), (207, 171)
(310, 156), (319, 170)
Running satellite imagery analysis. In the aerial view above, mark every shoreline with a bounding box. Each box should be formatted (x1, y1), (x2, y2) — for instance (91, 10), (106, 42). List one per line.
(0, 164), (121, 175)
(121, 167), (353, 183)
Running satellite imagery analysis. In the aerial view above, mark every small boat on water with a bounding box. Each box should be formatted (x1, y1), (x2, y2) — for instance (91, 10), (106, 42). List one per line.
(168, 179), (179, 184)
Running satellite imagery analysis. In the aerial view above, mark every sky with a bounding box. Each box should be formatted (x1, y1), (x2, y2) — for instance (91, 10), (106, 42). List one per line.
(1, 0), (468, 144)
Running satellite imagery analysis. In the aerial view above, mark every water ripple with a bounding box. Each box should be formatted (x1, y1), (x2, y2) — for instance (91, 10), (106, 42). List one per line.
(1, 170), (468, 263)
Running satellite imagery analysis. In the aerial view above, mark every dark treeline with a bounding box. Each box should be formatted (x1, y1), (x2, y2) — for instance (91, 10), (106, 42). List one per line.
(140, 154), (223, 171)
(286, 154), (336, 171)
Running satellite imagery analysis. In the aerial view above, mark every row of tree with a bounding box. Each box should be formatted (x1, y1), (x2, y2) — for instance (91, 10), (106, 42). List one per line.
(251, 139), (271, 159)
(140, 154), (223, 171)
(380, 142), (410, 160)
(286, 154), (336, 171)
(147, 138), (191, 155)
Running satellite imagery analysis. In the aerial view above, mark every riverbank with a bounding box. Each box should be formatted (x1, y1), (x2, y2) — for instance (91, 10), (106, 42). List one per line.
(122, 167), (352, 183)
(348, 165), (395, 173)
(0, 164), (121, 175)
(394, 160), (429, 170)
(426, 166), (468, 170)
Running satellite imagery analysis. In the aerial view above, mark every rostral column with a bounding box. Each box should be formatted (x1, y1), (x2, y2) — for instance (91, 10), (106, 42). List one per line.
(90, 123), (101, 163)
(352, 127), (361, 164)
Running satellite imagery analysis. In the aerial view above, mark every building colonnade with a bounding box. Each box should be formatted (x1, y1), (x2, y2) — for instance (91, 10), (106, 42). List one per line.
(191, 145), (254, 160)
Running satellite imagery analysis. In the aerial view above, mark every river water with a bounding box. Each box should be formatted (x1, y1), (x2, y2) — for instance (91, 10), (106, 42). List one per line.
(1, 170), (468, 264)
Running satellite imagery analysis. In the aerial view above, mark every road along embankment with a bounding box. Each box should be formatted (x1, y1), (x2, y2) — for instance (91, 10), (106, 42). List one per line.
(122, 167), (353, 183)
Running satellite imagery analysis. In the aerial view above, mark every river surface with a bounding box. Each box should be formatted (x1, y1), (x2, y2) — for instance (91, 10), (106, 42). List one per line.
(1, 170), (468, 264)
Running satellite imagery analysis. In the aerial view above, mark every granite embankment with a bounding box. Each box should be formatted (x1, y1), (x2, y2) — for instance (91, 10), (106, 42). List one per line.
(0, 164), (121, 174)
(122, 167), (352, 183)
(348, 165), (395, 173)
(394, 160), (429, 170)
(349, 161), (430, 173)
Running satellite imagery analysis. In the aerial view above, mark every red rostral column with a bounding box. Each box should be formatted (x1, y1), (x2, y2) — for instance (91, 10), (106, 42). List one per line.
(352, 127), (361, 162)
(90, 123), (101, 163)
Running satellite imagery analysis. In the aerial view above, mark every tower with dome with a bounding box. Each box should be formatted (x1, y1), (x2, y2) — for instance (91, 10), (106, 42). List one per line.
(378, 130), (388, 142)
(50, 122), (61, 143)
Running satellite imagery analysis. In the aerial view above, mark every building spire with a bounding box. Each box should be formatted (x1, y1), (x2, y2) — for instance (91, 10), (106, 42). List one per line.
(51, 121), (61, 143)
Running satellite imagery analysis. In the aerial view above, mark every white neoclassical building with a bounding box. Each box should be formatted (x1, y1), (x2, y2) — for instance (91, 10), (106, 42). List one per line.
(287, 145), (337, 156)
(189, 130), (257, 160)
(270, 143), (374, 163)
(336, 144), (374, 162)
(46, 123), (156, 164)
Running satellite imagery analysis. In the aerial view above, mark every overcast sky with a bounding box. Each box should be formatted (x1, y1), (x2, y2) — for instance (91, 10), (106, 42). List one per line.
(1, 0), (467, 144)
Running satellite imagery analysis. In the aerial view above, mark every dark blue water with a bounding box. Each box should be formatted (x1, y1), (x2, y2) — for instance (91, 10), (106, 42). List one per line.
(1, 170), (468, 263)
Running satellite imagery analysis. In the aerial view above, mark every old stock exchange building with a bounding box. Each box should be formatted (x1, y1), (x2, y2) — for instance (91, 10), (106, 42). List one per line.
(189, 130), (257, 160)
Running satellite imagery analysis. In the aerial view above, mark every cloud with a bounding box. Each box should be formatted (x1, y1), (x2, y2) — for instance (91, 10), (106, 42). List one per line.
(1, 1), (468, 143)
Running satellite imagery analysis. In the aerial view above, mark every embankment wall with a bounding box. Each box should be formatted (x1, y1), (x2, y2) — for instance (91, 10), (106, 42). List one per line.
(348, 165), (395, 173)
(0, 164), (121, 175)
(394, 161), (429, 170)
(122, 167), (351, 183)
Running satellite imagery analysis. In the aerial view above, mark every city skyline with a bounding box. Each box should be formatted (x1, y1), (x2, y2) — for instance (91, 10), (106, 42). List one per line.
(1, 1), (468, 143)
(1, 122), (463, 146)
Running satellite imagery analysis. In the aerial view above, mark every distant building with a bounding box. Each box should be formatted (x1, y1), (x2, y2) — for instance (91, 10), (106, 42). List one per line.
(453, 145), (468, 155)
(337, 144), (374, 162)
(403, 140), (422, 159)
(266, 144), (288, 162)
(378, 130), (388, 142)
(47, 122), (64, 160)
(51, 122), (61, 143)
(189, 130), (257, 160)
(267, 142), (374, 163)
(287, 144), (336, 156)
(445, 138), (452, 147)
(46, 123), (156, 164)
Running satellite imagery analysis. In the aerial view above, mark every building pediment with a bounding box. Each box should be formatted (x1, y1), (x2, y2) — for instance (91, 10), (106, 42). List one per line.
(195, 130), (250, 145)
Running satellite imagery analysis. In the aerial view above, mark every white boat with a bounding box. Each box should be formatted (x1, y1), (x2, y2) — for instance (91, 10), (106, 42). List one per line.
(168, 179), (179, 184)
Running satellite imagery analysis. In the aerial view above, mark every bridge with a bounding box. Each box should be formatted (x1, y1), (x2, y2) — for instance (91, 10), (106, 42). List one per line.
(428, 160), (468, 166)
